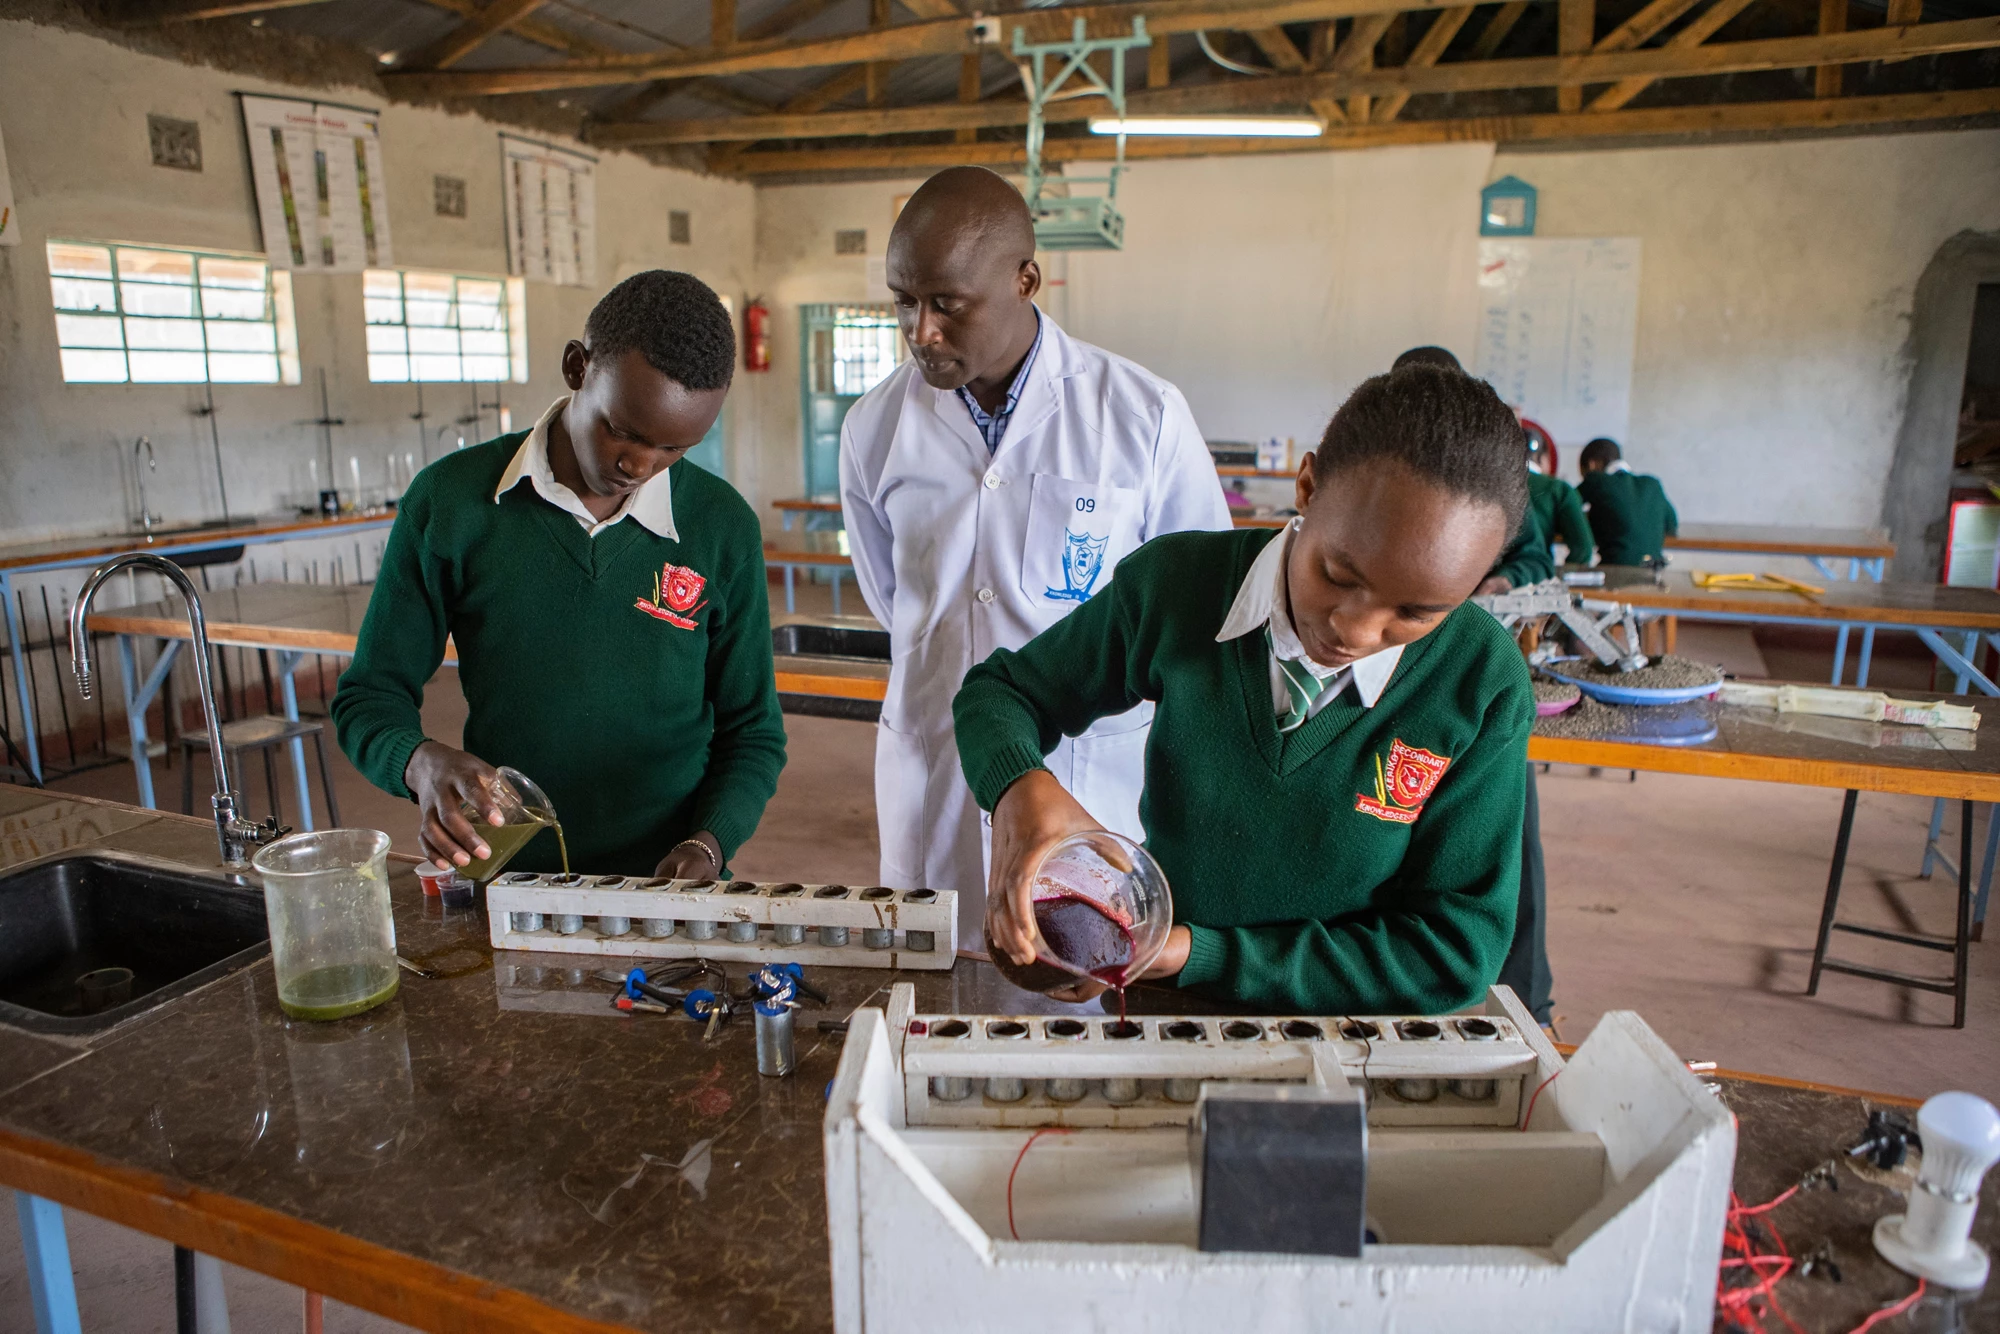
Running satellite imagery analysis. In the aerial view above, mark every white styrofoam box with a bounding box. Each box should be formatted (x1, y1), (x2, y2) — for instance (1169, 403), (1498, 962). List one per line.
(484, 875), (957, 970)
(825, 986), (1734, 1333)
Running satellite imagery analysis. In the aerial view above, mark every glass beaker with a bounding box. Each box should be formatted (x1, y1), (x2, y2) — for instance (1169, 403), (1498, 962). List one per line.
(252, 829), (399, 1022)
(988, 831), (1173, 996)
(456, 766), (561, 883)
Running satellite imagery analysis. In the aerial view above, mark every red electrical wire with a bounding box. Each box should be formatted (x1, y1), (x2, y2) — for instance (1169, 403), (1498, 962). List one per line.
(1844, 1279), (1926, 1334)
(1005, 1127), (1074, 1241)
(1520, 1069), (1561, 1130)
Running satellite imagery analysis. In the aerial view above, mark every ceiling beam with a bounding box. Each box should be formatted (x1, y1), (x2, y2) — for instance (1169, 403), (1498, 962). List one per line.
(589, 13), (2000, 143)
(1468, 0), (1530, 58)
(1815, 0), (1844, 96)
(1374, 4), (1476, 121)
(406, 0), (608, 57)
(1557, 0), (1593, 111)
(1590, 0), (1757, 110)
(113, 0), (335, 23)
(1595, 0), (1705, 52)
(1331, 11), (1395, 117)
(401, 0), (552, 70)
(899, 0), (965, 16)
(382, 0), (1524, 98)
(715, 85), (2000, 172)
(1246, 26), (1312, 68)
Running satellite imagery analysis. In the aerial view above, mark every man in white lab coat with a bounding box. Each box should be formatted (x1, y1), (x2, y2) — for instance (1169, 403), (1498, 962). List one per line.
(840, 166), (1231, 937)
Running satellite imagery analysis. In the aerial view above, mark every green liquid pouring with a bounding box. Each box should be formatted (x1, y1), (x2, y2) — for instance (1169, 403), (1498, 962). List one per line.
(458, 810), (570, 883)
(279, 962), (399, 1022)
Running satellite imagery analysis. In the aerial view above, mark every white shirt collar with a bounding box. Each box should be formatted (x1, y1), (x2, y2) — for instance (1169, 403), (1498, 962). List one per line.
(1216, 518), (1403, 708)
(493, 396), (679, 541)
(1605, 459), (1630, 475)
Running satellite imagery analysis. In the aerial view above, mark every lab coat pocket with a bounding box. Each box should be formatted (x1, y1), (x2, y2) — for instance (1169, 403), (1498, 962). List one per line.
(874, 721), (929, 887)
(1020, 474), (1138, 607)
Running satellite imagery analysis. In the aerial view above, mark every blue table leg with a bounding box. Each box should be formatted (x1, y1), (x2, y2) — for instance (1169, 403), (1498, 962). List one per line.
(2, 571), (43, 782)
(14, 1192), (81, 1334)
(117, 635), (183, 811)
(832, 570), (843, 617)
(1915, 628), (2000, 696)
(1923, 799), (1950, 879)
(275, 651), (314, 832)
(1855, 626), (1877, 688)
(783, 565), (796, 615)
(1831, 625), (1850, 685)
(1809, 556), (1840, 584)
(1866, 558), (1885, 582)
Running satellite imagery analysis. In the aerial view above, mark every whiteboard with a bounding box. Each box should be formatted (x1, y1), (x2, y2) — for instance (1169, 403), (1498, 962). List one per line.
(500, 134), (597, 288)
(241, 95), (393, 272)
(1474, 238), (1641, 453)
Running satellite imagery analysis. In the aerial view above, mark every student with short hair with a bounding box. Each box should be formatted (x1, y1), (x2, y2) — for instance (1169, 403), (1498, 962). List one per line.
(958, 364), (1534, 1014)
(333, 271), (787, 879)
(1526, 431), (1594, 567)
(1578, 437), (1678, 567)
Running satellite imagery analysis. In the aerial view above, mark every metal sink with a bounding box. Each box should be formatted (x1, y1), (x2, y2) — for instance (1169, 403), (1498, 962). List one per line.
(771, 622), (890, 661)
(0, 852), (269, 1035)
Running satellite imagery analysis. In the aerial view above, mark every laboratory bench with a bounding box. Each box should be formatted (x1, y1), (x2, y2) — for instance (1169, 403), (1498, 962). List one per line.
(0, 784), (1994, 1333)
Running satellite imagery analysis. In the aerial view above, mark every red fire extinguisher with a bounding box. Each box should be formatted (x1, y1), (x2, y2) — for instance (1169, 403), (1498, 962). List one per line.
(744, 297), (771, 373)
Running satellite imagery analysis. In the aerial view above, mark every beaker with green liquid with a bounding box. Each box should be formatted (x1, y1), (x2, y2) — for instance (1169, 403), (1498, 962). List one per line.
(253, 828), (399, 1022)
(458, 766), (567, 882)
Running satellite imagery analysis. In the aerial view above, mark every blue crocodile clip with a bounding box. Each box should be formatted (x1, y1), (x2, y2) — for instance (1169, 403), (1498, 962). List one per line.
(624, 967), (648, 1001)
(684, 987), (718, 1020)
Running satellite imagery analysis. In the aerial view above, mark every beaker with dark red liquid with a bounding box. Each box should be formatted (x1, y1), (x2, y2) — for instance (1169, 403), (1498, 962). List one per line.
(987, 831), (1172, 999)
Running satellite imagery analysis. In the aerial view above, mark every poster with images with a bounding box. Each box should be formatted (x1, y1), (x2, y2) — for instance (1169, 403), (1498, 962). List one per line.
(499, 133), (597, 288)
(0, 119), (17, 247)
(240, 94), (394, 272)
(1474, 237), (1642, 453)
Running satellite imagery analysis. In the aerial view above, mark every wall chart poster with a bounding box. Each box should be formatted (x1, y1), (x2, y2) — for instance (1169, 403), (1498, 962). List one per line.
(1474, 237), (1642, 452)
(500, 133), (597, 288)
(240, 94), (394, 273)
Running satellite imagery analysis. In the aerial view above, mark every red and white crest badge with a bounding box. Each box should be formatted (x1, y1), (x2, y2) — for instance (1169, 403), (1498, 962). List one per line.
(1355, 738), (1452, 825)
(636, 562), (709, 630)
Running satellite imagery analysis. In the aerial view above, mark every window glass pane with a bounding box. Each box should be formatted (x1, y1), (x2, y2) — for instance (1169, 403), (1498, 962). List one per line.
(366, 325), (408, 354)
(123, 284), (196, 317)
(125, 316), (206, 350)
(117, 248), (194, 284)
(59, 347), (127, 382)
(363, 269), (403, 299)
(128, 349), (209, 381)
(48, 243), (113, 279)
(461, 329), (507, 357)
(368, 354), (410, 382)
(197, 257), (267, 290)
(408, 326), (459, 355)
(56, 313), (125, 347)
(404, 299), (454, 327)
(412, 354), (462, 381)
(364, 296), (404, 324)
(201, 287), (266, 320)
(463, 355), (510, 381)
(457, 300), (504, 330)
(207, 352), (280, 383)
(206, 320), (275, 352)
(52, 278), (117, 312)
(403, 271), (454, 301)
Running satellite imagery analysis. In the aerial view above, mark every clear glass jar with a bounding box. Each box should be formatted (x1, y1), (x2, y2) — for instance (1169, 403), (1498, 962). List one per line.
(252, 829), (398, 1022)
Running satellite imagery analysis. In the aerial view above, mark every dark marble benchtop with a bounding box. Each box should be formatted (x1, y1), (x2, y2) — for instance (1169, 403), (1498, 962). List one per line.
(0, 783), (1991, 1333)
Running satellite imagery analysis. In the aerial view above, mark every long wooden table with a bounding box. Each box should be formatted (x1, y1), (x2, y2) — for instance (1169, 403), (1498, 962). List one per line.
(0, 512), (396, 782)
(1665, 523), (1895, 582)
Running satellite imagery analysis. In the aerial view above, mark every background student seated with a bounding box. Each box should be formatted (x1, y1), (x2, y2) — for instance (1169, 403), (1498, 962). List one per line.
(1578, 436), (1679, 567)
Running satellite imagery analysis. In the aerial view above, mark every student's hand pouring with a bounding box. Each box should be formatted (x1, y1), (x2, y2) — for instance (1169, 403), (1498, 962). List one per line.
(985, 769), (1109, 968)
(405, 741), (505, 869)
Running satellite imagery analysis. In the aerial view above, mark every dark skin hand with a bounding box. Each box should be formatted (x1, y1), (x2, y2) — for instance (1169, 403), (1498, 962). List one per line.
(404, 339), (732, 879)
(986, 455), (1511, 1000)
(886, 166), (1043, 413)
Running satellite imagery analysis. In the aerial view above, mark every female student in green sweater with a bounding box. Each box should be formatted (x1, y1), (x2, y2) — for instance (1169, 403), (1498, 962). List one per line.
(956, 364), (1534, 1014)
(333, 271), (787, 879)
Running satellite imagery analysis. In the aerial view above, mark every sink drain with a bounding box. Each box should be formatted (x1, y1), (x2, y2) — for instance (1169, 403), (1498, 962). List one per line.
(77, 967), (134, 1014)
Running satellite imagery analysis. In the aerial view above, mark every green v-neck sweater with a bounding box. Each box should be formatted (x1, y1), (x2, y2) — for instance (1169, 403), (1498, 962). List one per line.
(953, 527), (1533, 1014)
(331, 434), (787, 876)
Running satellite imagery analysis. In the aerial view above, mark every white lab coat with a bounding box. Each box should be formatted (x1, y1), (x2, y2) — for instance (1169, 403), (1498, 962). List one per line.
(840, 313), (1232, 938)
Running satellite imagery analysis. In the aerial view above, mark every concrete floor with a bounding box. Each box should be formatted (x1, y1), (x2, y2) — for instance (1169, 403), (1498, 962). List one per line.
(6, 607), (1996, 1331)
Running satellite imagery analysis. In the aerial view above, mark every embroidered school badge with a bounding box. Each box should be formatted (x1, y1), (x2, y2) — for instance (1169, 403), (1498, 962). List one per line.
(1045, 528), (1110, 603)
(1354, 739), (1452, 825)
(635, 562), (708, 630)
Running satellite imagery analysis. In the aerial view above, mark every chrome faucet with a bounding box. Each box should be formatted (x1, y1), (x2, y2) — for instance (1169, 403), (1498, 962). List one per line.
(134, 437), (160, 533)
(69, 555), (288, 867)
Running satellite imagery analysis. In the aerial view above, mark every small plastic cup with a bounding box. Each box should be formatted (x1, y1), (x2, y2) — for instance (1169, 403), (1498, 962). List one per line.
(414, 861), (451, 897)
(987, 831), (1173, 996)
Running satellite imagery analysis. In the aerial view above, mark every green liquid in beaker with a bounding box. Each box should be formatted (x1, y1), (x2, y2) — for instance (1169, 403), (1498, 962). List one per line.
(459, 811), (569, 883)
(278, 962), (399, 1021)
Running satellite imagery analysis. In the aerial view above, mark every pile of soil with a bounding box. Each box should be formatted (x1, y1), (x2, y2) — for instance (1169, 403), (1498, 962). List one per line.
(1534, 679), (1582, 706)
(1572, 654), (1724, 692)
(1532, 696), (1629, 740)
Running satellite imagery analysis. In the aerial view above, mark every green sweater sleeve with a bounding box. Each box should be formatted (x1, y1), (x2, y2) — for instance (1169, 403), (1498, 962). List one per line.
(1490, 507), (1556, 589)
(1174, 681), (1532, 1014)
(330, 475), (452, 802)
(1554, 481), (1594, 565)
(691, 513), (788, 861)
(1662, 483), (1679, 539)
(954, 576), (1145, 812)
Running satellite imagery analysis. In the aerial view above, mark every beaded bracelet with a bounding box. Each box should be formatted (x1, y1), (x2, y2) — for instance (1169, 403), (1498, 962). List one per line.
(672, 836), (719, 870)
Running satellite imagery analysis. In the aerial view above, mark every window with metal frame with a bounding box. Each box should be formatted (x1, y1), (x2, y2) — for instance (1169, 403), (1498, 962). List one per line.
(363, 268), (529, 383)
(47, 240), (301, 385)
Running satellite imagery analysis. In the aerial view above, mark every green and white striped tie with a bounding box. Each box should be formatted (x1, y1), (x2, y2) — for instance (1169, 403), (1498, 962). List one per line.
(1269, 626), (1331, 733)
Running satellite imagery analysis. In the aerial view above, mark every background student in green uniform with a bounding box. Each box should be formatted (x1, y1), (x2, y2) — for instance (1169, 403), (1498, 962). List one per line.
(1578, 437), (1679, 567)
(333, 271), (787, 880)
(957, 363), (1534, 1015)
(1526, 434), (1594, 567)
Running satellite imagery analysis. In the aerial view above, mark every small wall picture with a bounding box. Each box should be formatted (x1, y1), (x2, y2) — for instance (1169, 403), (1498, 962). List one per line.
(148, 115), (201, 172)
(434, 174), (468, 218)
(834, 228), (866, 256)
(669, 210), (690, 244)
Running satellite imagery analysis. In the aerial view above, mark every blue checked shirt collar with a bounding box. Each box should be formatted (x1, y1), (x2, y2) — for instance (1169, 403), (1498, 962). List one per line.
(955, 310), (1044, 455)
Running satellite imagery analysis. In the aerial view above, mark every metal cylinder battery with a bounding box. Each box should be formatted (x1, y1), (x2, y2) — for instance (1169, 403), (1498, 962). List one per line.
(553, 914), (584, 935)
(861, 928), (894, 950)
(1102, 1078), (1141, 1104)
(512, 912), (545, 933)
(1451, 1079), (1497, 1101)
(772, 923), (806, 946)
(1045, 1078), (1088, 1103)
(985, 1077), (1026, 1103)
(755, 998), (796, 1077)
(641, 918), (675, 938)
(818, 925), (850, 947)
(905, 930), (935, 952)
(596, 916), (630, 937)
(1392, 1078), (1440, 1103)
(683, 919), (718, 941)
(727, 920), (759, 944)
(931, 1076), (973, 1101)
(1163, 1079), (1202, 1103)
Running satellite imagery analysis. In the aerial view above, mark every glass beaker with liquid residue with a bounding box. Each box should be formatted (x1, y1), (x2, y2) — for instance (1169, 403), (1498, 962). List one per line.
(457, 766), (566, 882)
(252, 829), (399, 1022)
(988, 831), (1173, 999)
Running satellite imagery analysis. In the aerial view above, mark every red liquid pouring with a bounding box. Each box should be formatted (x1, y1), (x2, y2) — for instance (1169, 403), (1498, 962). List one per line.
(987, 893), (1137, 1018)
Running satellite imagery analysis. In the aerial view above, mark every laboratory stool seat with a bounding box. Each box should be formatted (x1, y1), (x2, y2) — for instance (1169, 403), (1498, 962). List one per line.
(179, 715), (340, 829)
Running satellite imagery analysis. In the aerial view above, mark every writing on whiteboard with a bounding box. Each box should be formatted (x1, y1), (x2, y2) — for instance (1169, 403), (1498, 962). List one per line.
(1474, 238), (1641, 457)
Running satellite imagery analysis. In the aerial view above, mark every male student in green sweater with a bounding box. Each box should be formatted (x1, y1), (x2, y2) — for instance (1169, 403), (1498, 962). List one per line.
(332, 271), (787, 879)
(1577, 437), (1678, 567)
(958, 364), (1534, 1014)
(1526, 435), (1594, 567)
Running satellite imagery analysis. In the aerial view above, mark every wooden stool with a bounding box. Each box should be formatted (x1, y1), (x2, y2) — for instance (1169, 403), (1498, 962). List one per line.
(179, 715), (340, 830)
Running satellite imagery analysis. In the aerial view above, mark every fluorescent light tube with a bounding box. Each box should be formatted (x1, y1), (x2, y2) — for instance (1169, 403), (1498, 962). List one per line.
(1087, 116), (1325, 138)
